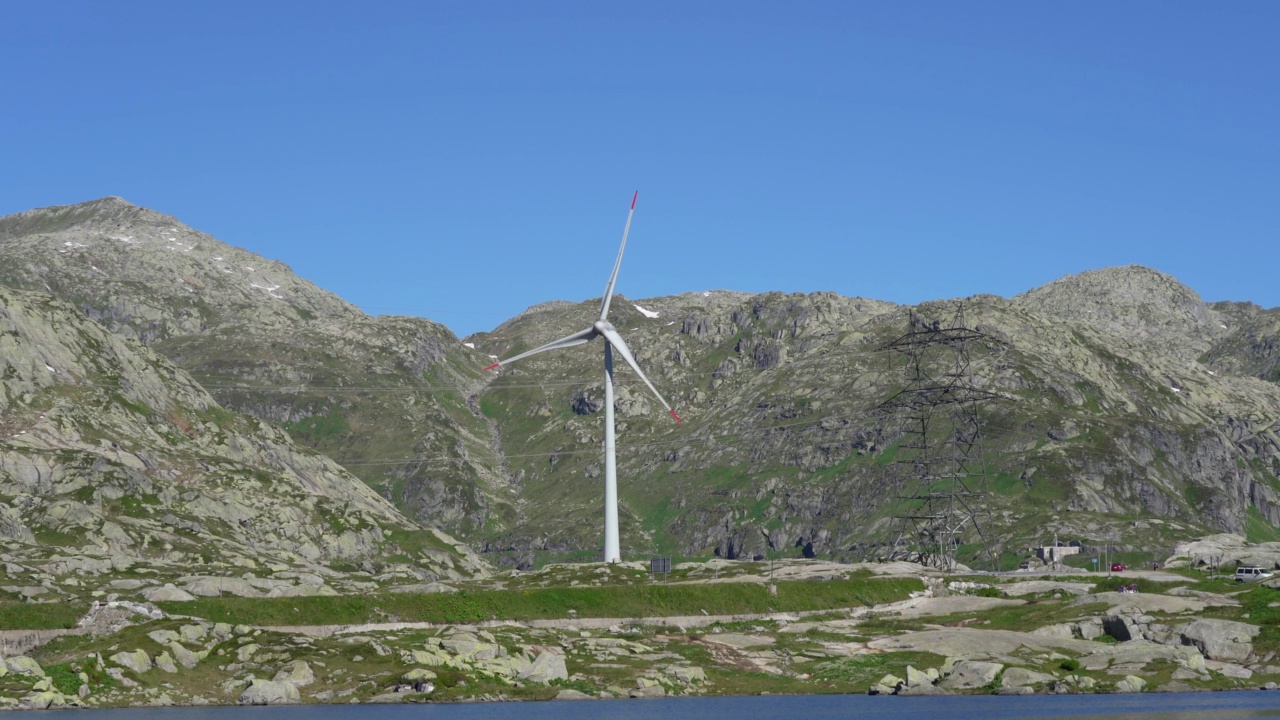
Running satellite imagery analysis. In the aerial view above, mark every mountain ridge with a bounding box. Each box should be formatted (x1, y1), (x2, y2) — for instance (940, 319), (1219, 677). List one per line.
(3, 197), (1280, 570)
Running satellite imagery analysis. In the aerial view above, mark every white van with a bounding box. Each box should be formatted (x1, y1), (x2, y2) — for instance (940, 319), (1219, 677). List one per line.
(1234, 566), (1274, 583)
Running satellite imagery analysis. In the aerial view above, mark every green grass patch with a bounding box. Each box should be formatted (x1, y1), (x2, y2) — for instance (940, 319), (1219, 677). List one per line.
(285, 411), (351, 442)
(926, 600), (1110, 633)
(158, 576), (923, 626)
(0, 601), (86, 630)
(1245, 506), (1280, 543)
(45, 656), (113, 695)
(812, 651), (945, 691)
(1204, 585), (1280, 655)
(1091, 576), (1185, 595)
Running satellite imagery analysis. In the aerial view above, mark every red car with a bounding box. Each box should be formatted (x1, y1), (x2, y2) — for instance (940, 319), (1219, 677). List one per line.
(1111, 563), (1126, 572)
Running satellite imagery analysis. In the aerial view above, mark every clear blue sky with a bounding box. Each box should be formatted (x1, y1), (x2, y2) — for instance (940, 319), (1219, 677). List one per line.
(3, 2), (1277, 336)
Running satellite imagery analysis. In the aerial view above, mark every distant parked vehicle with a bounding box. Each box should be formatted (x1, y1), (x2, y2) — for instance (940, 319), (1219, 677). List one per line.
(1234, 566), (1274, 583)
(1111, 563), (1126, 572)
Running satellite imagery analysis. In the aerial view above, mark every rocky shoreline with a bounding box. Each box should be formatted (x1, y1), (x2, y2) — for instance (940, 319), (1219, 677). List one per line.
(3, 549), (1280, 710)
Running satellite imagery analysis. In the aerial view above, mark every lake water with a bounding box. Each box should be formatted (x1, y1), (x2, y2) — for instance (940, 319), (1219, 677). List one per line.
(60, 692), (1280, 720)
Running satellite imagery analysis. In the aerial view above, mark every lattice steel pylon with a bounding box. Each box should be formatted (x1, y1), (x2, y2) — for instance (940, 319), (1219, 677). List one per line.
(876, 305), (999, 571)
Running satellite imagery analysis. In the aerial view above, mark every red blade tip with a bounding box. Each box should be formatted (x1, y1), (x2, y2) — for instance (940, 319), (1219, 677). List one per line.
(630, 191), (638, 210)
(483, 363), (501, 371)
(669, 409), (682, 423)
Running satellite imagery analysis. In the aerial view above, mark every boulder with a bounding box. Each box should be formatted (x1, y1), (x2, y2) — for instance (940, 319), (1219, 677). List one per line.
(1206, 660), (1253, 679)
(1180, 619), (1260, 663)
(629, 685), (665, 698)
(107, 579), (147, 590)
(1032, 624), (1076, 640)
(147, 630), (181, 645)
(1076, 618), (1106, 640)
(239, 679), (301, 705)
(940, 660), (1003, 690)
(477, 654), (532, 678)
(897, 682), (949, 696)
(178, 624), (207, 642)
(441, 632), (501, 660)
(154, 652), (178, 673)
(273, 661), (315, 687)
(896, 668), (949, 696)
(4, 656), (45, 677)
(699, 633), (774, 649)
(1114, 675), (1147, 693)
(266, 584), (338, 598)
(404, 648), (451, 666)
(518, 652), (568, 684)
(667, 665), (707, 684)
(1001, 667), (1055, 690)
(904, 665), (934, 689)
(555, 689), (595, 700)
(142, 584), (197, 602)
(109, 649), (152, 674)
(877, 673), (904, 691)
(21, 691), (64, 710)
(182, 577), (262, 598)
(168, 642), (200, 670)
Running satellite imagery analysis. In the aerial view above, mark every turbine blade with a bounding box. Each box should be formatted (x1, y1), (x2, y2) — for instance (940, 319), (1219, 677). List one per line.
(485, 327), (597, 370)
(599, 191), (638, 320)
(598, 326), (681, 423)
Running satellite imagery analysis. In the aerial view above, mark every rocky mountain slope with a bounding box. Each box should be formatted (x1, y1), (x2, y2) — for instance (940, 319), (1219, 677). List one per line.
(3, 198), (1279, 569)
(0, 284), (487, 602)
(1204, 301), (1280, 384)
(469, 271), (1280, 565)
(0, 198), (513, 539)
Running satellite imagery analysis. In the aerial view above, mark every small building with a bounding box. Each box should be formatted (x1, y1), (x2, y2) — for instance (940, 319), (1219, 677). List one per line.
(1036, 544), (1080, 564)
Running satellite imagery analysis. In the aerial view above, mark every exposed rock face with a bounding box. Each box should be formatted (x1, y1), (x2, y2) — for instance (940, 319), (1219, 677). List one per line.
(1204, 302), (1280, 383)
(1179, 619), (1260, 663)
(0, 197), (512, 539)
(1012, 265), (1225, 360)
(475, 278), (1280, 562)
(0, 284), (489, 589)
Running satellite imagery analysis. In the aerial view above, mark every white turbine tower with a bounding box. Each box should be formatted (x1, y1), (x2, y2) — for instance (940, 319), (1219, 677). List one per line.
(484, 191), (682, 563)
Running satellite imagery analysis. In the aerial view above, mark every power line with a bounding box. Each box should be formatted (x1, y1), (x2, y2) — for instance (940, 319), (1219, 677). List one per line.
(0, 412), (879, 470)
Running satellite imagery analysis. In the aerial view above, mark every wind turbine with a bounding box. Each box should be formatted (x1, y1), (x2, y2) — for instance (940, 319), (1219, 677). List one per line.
(484, 192), (682, 563)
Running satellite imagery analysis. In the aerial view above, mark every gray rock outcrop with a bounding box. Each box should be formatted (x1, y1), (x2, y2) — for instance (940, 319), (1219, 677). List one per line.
(518, 652), (568, 684)
(1179, 619), (1260, 663)
(238, 679), (300, 705)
